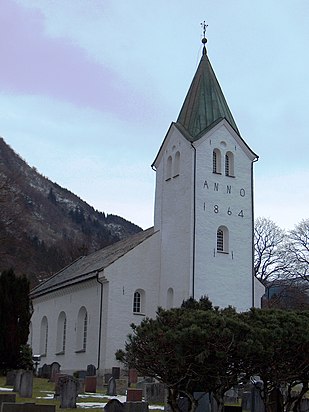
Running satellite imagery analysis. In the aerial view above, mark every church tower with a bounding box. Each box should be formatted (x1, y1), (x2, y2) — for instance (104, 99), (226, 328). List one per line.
(152, 33), (261, 311)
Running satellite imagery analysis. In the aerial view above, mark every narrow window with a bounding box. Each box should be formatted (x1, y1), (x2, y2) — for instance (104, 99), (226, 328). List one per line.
(40, 316), (48, 356)
(133, 289), (145, 314)
(83, 312), (88, 351)
(133, 291), (141, 313)
(217, 226), (229, 253)
(213, 149), (221, 174)
(76, 307), (88, 352)
(56, 312), (67, 354)
(225, 151), (234, 176)
(166, 288), (174, 309)
(166, 156), (172, 180)
(217, 229), (224, 252)
(173, 151), (180, 177)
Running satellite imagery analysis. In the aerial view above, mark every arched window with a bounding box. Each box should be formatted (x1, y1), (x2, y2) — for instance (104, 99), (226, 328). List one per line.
(40, 316), (48, 356)
(166, 156), (172, 180)
(213, 149), (221, 174)
(166, 288), (174, 309)
(56, 312), (67, 354)
(225, 151), (234, 176)
(173, 151), (180, 177)
(217, 226), (229, 253)
(133, 289), (145, 314)
(76, 307), (88, 352)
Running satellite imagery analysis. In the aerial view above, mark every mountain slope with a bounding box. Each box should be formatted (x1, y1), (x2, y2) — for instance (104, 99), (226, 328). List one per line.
(0, 137), (142, 285)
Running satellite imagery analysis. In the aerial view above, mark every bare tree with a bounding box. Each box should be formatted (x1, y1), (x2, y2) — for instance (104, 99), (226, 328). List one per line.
(254, 217), (287, 284)
(284, 219), (309, 283)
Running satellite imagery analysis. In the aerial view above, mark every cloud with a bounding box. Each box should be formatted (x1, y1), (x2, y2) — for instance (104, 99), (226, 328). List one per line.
(0, 0), (157, 122)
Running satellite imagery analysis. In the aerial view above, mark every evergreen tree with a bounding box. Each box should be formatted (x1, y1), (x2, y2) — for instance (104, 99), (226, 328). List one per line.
(0, 269), (33, 371)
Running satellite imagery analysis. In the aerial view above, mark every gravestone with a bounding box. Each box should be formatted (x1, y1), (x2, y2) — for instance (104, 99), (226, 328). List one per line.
(86, 364), (96, 376)
(124, 402), (149, 412)
(128, 369), (138, 385)
(6, 371), (17, 386)
(107, 377), (116, 396)
(241, 391), (251, 412)
(112, 367), (120, 380)
(50, 363), (61, 383)
(54, 374), (69, 399)
(84, 376), (96, 393)
(13, 370), (23, 393)
(224, 407), (242, 412)
(1, 403), (55, 412)
(58, 376), (79, 408)
(19, 371), (33, 398)
(144, 383), (165, 403)
(40, 364), (51, 380)
(76, 370), (87, 380)
(251, 386), (265, 412)
(116, 379), (128, 396)
(104, 399), (125, 412)
(126, 389), (143, 402)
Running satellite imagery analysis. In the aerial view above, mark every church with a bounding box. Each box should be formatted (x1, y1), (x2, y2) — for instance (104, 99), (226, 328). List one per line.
(29, 36), (264, 375)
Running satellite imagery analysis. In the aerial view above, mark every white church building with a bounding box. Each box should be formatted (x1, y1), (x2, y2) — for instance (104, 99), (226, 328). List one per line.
(29, 38), (264, 375)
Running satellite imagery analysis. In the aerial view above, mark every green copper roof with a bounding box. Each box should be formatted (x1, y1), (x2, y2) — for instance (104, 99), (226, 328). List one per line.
(177, 47), (239, 140)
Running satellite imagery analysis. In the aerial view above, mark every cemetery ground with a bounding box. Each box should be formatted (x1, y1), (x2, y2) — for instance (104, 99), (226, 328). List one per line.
(0, 376), (164, 411)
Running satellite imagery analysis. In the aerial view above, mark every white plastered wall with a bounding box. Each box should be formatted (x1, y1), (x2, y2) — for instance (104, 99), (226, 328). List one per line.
(31, 279), (101, 374)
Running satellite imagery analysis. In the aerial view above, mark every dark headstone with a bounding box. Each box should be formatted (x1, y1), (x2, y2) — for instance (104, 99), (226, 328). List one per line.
(104, 399), (125, 412)
(84, 376), (96, 393)
(107, 377), (116, 396)
(126, 389), (143, 402)
(5, 371), (17, 386)
(224, 407), (242, 412)
(50, 363), (61, 383)
(40, 364), (51, 380)
(58, 376), (79, 408)
(86, 364), (96, 376)
(124, 402), (149, 412)
(128, 369), (138, 385)
(112, 367), (120, 380)
(1, 403), (55, 412)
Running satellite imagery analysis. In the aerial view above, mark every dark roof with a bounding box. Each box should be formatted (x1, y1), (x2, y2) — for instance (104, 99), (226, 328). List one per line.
(177, 47), (239, 140)
(30, 227), (155, 298)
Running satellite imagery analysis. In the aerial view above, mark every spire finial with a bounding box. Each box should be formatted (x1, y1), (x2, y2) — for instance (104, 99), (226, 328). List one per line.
(201, 21), (208, 55)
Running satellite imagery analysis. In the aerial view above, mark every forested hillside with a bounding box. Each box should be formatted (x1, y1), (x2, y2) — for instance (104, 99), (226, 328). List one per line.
(0, 138), (142, 286)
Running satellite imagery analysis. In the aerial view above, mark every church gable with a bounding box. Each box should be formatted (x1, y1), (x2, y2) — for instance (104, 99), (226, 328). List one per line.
(193, 119), (257, 162)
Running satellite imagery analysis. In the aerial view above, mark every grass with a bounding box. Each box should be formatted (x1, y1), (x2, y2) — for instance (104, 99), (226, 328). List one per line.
(0, 376), (163, 411)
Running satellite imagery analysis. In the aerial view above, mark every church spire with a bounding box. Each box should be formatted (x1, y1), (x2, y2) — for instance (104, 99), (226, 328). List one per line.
(177, 26), (239, 140)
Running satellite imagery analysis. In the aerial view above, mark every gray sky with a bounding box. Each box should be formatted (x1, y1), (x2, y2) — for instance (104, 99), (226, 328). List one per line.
(1, 0), (308, 230)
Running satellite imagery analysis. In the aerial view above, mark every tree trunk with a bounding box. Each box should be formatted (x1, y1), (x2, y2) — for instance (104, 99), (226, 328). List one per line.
(167, 388), (181, 412)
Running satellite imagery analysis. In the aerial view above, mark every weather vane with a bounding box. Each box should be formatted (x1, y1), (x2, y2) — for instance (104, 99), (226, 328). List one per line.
(201, 21), (208, 53)
(201, 21), (208, 40)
